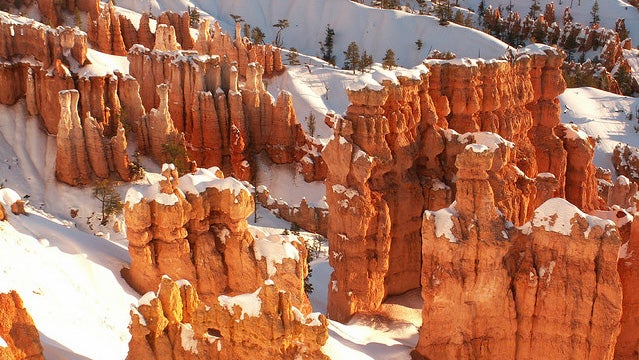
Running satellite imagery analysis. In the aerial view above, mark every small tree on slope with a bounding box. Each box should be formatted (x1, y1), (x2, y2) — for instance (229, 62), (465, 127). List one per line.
(343, 41), (360, 74)
(93, 179), (123, 226)
(382, 49), (397, 70)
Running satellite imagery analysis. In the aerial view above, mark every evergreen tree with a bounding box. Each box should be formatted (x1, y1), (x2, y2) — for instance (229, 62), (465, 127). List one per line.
(272, 19), (289, 47)
(286, 47), (301, 65)
(250, 26), (266, 44)
(543, 3), (555, 24)
(415, 39), (423, 51)
(358, 51), (373, 72)
(477, 0), (486, 26)
(528, 0), (540, 18)
(590, 0), (600, 26)
(188, 6), (200, 28)
(93, 179), (123, 226)
(319, 24), (336, 66)
(453, 10), (465, 25)
(436, 1), (452, 25)
(306, 111), (316, 137)
(343, 41), (360, 73)
(615, 63), (633, 96)
(382, 48), (397, 70)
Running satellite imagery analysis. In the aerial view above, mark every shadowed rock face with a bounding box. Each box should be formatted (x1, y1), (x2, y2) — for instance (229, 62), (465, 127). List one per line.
(127, 276), (328, 360)
(0, 291), (44, 360)
(415, 145), (622, 360)
(324, 46), (605, 324)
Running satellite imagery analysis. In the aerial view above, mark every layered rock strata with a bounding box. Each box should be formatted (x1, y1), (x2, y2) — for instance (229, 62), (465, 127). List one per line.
(0, 291), (44, 360)
(256, 186), (328, 236)
(127, 276), (328, 360)
(415, 145), (623, 359)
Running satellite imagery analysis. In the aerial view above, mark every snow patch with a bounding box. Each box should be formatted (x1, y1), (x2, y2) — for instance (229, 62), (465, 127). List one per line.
(426, 202), (459, 243)
(252, 234), (301, 277)
(0, 188), (21, 206)
(0, 335), (6, 348)
(180, 323), (198, 354)
(524, 198), (614, 237)
(218, 288), (262, 320)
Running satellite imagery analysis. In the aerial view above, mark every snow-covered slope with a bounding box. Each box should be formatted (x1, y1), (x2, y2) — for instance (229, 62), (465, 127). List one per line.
(117, 0), (510, 68)
(560, 86), (639, 171)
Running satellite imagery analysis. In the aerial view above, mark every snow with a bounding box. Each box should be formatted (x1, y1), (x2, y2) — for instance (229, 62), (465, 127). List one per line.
(0, 187), (20, 206)
(218, 288), (262, 320)
(466, 143), (489, 153)
(138, 292), (157, 306)
(522, 198), (614, 238)
(178, 166), (249, 197)
(0, 335), (6, 348)
(425, 202), (459, 243)
(559, 87), (639, 171)
(180, 324), (198, 354)
(251, 231), (301, 277)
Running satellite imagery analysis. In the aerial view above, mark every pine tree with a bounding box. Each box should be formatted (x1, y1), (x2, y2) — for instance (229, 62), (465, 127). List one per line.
(477, 0), (486, 26)
(93, 179), (123, 226)
(528, 0), (540, 18)
(272, 19), (289, 47)
(188, 6), (200, 28)
(319, 25), (336, 66)
(250, 27), (266, 44)
(436, 1), (452, 25)
(415, 39), (423, 51)
(286, 47), (301, 65)
(382, 48), (397, 70)
(358, 51), (373, 72)
(615, 63), (633, 96)
(306, 111), (316, 137)
(590, 0), (600, 26)
(343, 41), (360, 73)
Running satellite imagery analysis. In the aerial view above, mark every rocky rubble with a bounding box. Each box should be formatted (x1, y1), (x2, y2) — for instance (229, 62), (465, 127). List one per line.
(127, 276), (328, 360)
(0, 291), (44, 360)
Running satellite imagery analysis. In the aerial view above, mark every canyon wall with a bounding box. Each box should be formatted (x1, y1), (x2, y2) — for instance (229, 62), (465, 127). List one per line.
(324, 46), (605, 322)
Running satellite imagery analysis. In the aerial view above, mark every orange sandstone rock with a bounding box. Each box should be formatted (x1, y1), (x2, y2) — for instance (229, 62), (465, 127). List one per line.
(0, 291), (44, 360)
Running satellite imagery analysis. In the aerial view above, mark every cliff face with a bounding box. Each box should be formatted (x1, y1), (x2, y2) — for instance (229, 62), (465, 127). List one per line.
(415, 145), (622, 360)
(324, 46), (605, 322)
(127, 276), (328, 360)
(0, 291), (44, 360)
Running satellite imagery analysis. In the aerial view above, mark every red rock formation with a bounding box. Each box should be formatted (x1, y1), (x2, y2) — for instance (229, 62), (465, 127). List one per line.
(415, 145), (623, 359)
(0, 291), (44, 360)
(123, 166), (311, 312)
(56, 90), (91, 185)
(525, 45), (568, 196)
(557, 123), (606, 211)
(88, 0), (126, 55)
(156, 11), (193, 50)
(256, 187), (328, 235)
(153, 24), (181, 52)
(127, 276), (328, 360)
(615, 212), (639, 359)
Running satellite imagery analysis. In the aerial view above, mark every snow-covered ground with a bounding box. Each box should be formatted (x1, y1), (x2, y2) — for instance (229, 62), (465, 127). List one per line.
(560, 86), (639, 171)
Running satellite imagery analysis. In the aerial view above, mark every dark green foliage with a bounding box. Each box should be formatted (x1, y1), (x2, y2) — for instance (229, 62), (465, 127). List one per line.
(250, 26), (266, 44)
(358, 50), (373, 72)
(343, 41), (360, 73)
(273, 19), (289, 47)
(415, 39), (423, 51)
(286, 47), (301, 65)
(93, 179), (123, 226)
(615, 64), (634, 96)
(319, 24), (336, 66)
(382, 48), (397, 70)
(590, 0), (600, 26)
(306, 111), (316, 137)
(161, 136), (191, 175)
(188, 6), (200, 28)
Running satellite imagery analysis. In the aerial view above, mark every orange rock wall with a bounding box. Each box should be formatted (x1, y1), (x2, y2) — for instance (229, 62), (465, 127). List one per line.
(325, 47), (604, 322)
